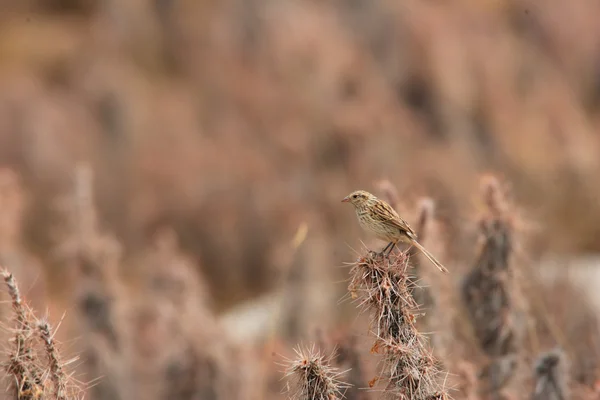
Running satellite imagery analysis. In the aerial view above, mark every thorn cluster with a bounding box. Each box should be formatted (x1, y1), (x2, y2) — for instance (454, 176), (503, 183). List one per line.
(348, 251), (446, 399)
(2, 269), (81, 400)
(3, 270), (44, 400)
(284, 344), (349, 400)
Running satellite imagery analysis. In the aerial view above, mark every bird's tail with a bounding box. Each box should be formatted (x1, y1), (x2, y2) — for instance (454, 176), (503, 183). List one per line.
(411, 239), (449, 273)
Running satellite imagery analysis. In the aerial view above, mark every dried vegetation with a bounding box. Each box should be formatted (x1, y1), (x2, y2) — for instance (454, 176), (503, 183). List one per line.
(0, 0), (600, 399)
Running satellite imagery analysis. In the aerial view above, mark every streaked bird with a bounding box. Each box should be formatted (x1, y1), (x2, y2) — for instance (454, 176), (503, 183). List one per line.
(342, 190), (448, 273)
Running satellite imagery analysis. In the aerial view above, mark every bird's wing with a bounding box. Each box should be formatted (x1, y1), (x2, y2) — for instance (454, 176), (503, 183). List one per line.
(372, 200), (418, 238)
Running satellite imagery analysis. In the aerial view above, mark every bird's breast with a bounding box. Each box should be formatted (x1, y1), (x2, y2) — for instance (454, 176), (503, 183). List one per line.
(355, 208), (394, 240)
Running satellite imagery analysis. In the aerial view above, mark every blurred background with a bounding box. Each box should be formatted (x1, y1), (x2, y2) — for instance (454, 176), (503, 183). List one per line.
(1, 0), (600, 399)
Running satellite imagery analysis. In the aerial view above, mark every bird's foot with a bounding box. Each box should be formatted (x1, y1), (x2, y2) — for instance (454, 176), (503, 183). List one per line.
(375, 250), (390, 259)
(367, 250), (385, 260)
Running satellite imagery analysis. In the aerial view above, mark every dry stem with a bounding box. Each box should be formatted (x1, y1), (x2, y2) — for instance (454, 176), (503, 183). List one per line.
(2, 269), (43, 399)
(38, 319), (68, 400)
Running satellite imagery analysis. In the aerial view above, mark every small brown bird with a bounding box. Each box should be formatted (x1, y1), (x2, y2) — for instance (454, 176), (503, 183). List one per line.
(342, 190), (448, 273)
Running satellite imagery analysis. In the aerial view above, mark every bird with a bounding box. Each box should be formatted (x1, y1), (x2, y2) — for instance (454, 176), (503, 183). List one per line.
(342, 190), (448, 273)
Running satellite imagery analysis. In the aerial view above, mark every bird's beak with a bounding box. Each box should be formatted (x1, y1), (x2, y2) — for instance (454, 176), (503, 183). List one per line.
(341, 196), (350, 203)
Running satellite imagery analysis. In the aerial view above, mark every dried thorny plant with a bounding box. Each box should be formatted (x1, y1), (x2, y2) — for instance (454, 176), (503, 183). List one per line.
(129, 227), (240, 400)
(283, 344), (349, 400)
(461, 175), (520, 397)
(2, 269), (43, 400)
(313, 328), (371, 400)
(2, 269), (81, 400)
(54, 163), (127, 400)
(532, 349), (569, 400)
(332, 334), (371, 400)
(37, 319), (70, 400)
(55, 164), (241, 400)
(54, 163), (123, 279)
(348, 251), (447, 400)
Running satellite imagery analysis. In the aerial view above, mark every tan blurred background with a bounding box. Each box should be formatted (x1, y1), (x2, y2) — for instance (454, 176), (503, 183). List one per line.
(1, 0), (600, 398)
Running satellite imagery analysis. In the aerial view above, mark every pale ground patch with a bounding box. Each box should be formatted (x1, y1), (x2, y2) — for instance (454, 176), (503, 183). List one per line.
(538, 254), (600, 309)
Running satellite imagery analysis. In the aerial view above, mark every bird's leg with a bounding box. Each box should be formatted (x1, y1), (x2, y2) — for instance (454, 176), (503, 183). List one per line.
(378, 242), (395, 257)
(384, 242), (396, 257)
(376, 242), (393, 257)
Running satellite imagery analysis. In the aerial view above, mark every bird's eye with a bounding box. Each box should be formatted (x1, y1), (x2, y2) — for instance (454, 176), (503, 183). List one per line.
(352, 194), (358, 199)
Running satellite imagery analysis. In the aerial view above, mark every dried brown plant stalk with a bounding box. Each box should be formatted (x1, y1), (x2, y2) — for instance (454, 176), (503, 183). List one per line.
(284, 344), (349, 400)
(532, 349), (569, 400)
(348, 251), (447, 399)
(461, 175), (519, 396)
(2, 268), (81, 400)
(54, 164), (125, 400)
(2, 269), (43, 400)
(38, 320), (68, 400)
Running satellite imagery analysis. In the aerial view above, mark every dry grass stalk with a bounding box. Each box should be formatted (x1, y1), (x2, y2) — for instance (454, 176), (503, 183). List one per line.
(461, 175), (519, 396)
(532, 349), (569, 400)
(284, 344), (349, 400)
(37, 319), (68, 400)
(348, 251), (446, 399)
(2, 269), (44, 400)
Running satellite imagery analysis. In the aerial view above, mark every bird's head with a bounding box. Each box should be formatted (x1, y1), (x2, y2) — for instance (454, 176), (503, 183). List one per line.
(341, 190), (375, 207)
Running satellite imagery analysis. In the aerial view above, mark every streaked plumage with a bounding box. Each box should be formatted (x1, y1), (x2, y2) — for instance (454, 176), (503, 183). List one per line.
(342, 190), (448, 273)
